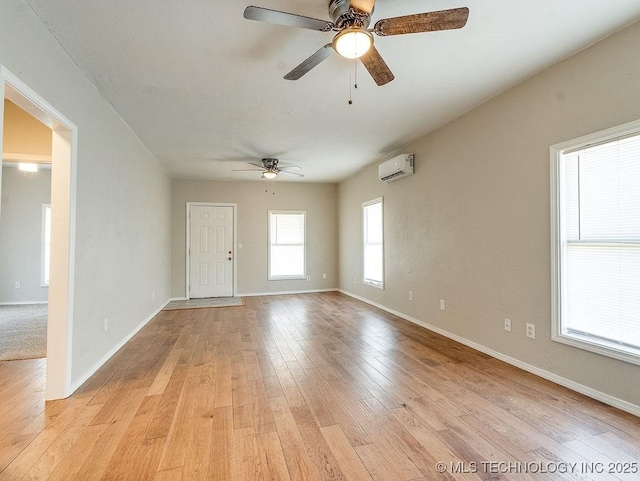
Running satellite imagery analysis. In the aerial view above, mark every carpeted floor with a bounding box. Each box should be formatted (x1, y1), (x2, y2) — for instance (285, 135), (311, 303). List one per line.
(163, 297), (244, 310)
(0, 304), (47, 361)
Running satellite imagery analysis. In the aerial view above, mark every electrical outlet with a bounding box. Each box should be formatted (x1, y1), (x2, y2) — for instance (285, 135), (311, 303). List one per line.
(504, 318), (512, 332)
(354, 276), (357, 284)
(238, 243), (243, 249)
(323, 273), (327, 279)
(306, 275), (311, 281)
(440, 299), (446, 311)
(15, 282), (20, 289)
(104, 318), (109, 332)
(409, 291), (413, 301)
(152, 291), (155, 300)
(526, 323), (535, 339)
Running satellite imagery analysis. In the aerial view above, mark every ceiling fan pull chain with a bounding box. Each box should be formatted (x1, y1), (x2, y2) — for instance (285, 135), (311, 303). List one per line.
(354, 57), (358, 90)
(348, 59), (359, 105)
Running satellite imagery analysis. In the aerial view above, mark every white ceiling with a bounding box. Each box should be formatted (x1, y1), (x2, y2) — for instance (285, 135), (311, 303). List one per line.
(25, 0), (640, 183)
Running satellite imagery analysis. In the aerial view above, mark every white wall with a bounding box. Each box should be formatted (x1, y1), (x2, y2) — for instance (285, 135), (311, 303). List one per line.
(339, 20), (640, 408)
(172, 179), (338, 297)
(0, 0), (171, 385)
(0, 165), (51, 303)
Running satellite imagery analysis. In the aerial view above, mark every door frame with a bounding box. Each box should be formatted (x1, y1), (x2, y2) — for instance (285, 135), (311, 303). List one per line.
(0, 65), (78, 400)
(185, 202), (237, 299)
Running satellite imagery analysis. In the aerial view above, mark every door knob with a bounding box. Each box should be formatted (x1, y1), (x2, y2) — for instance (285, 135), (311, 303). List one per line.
(228, 257), (232, 260)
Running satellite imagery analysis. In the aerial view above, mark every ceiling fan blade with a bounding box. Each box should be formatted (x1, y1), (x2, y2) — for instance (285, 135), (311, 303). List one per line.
(279, 164), (302, 170)
(248, 162), (266, 168)
(359, 45), (394, 86)
(232, 168), (264, 172)
(279, 170), (305, 178)
(349, 0), (375, 14)
(285, 44), (334, 81)
(374, 7), (469, 36)
(244, 6), (333, 32)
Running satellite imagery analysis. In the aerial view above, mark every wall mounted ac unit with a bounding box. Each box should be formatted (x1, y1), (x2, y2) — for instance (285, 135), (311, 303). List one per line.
(378, 153), (414, 182)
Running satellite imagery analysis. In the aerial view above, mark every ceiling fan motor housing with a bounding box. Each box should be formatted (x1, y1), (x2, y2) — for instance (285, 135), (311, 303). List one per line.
(262, 158), (279, 172)
(329, 0), (372, 29)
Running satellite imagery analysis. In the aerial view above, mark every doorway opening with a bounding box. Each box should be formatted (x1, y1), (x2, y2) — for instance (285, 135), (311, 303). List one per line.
(0, 66), (77, 400)
(0, 99), (52, 363)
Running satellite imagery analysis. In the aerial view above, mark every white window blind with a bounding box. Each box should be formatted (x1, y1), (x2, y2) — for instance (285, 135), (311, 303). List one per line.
(268, 211), (305, 279)
(555, 130), (640, 361)
(363, 198), (383, 288)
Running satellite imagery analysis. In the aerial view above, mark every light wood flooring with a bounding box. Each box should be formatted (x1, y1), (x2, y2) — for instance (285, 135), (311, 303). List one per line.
(1, 292), (639, 480)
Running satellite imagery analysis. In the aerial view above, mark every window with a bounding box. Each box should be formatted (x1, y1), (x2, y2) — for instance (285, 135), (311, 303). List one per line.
(363, 198), (383, 288)
(42, 204), (51, 286)
(268, 211), (306, 280)
(551, 122), (640, 365)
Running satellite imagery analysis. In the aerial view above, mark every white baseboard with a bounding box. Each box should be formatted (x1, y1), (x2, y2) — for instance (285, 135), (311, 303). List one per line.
(239, 288), (338, 297)
(338, 289), (640, 418)
(0, 301), (48, 306)
(169, 297), (188, 301)
(69, 299), (171, 395)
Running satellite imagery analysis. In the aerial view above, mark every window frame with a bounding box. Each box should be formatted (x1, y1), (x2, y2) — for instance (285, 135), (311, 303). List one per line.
(362, 197), (384, 289)
(551, 119), (640, 366)
(41, 203), (51, 287)
(267, 210), (306, 281)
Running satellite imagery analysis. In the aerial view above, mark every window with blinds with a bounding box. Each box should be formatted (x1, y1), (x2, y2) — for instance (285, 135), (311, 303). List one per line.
(268, 211), (306, 280)
(552, 124), (640, 364)
(363, 198), (384, 288)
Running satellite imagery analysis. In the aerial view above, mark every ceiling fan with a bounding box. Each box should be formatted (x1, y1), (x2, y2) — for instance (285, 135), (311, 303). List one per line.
(232, 158), (304, 179)
(244, 0), (470, 86)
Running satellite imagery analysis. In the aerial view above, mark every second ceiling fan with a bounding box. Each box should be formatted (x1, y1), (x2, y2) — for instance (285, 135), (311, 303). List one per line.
(244, 0), (470, 86)
(233, 158), (304, 179)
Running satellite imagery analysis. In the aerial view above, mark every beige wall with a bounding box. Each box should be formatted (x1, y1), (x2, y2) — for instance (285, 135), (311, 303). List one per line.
(2, 99), (52, 157)
(172, 179), (338, 297)
(339, 20), (640, 407)
(1, 0), (172, 384)
(0, 165), (51, 303)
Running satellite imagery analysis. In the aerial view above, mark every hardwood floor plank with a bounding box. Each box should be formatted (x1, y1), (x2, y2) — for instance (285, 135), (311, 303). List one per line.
(0, 432), (39, 474)
(145, 365), (189, 440)
(389, 403), (481, 481)
(153, 467), (183, 481)
(46, 424), (109, 481)
(355, 443), (407, 481)
(122, 437), (165, 481)
(210, 406), (233, 481)
(0, 397), (89, 481)
(19, 403), (102, 481)
(67, 388), (148, 481)
(256, 431), (292, 481)
(181, 384), (214, 480)
(147, 346), (184, 396)
(288, 366), (336, 428)
(231, 426), (263, 481)
(213, 353), (232, 408)
(270, 396), (321, 481)
(100, 394), (163, 480)
(320, 425), (373, 481)
(156, 377), (199, 471)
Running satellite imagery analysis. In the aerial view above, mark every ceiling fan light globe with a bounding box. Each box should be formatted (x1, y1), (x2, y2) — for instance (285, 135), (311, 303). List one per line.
(333, 28), (372, 59)
(262, 171), (277, 179)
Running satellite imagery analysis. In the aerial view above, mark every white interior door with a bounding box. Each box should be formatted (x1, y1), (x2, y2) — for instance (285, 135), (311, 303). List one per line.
(189, 205), (234, 298)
